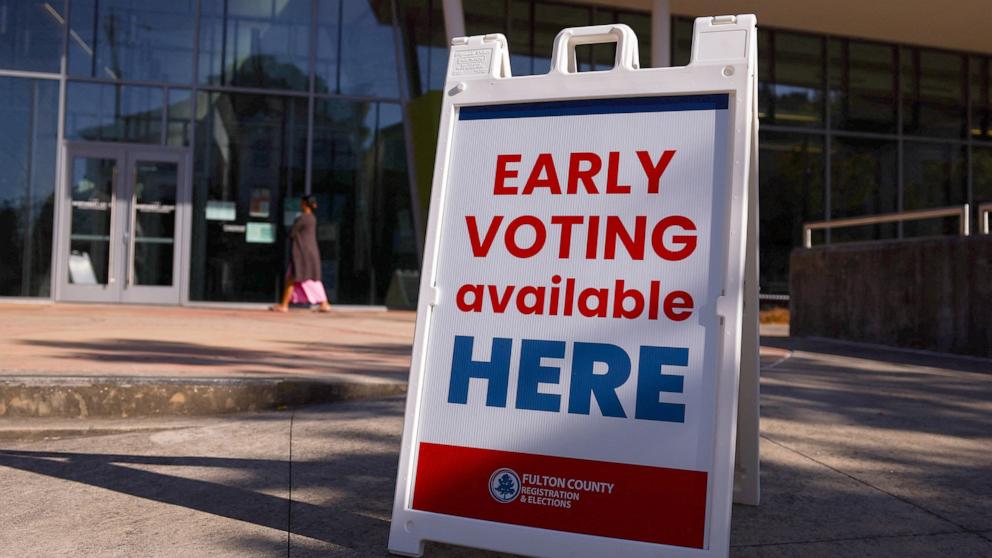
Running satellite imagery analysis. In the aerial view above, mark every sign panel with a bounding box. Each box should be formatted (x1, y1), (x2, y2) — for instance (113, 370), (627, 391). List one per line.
(391, 17), (757, 558)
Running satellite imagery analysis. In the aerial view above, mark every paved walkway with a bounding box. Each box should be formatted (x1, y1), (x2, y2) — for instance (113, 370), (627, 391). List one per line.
(0, 304), (990, 556)
(0, 303), (415, 381)
(0, 303), (787, 379)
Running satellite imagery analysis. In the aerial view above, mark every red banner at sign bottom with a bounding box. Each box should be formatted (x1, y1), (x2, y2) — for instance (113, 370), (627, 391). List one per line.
(412, 442), (708, 549)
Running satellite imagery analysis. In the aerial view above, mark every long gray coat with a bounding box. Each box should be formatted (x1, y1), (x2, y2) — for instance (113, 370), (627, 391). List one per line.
(289, 212), (322, 282)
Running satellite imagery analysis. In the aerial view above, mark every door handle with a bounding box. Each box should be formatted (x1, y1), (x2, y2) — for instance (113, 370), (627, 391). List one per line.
(107, 166), (118, 285)
(127, 167), (137, 287)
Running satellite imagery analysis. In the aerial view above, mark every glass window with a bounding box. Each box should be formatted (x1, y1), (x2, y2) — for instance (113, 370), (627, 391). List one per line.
(310, 98), (377, 304)
(199, 0), (311, 91)
(671, 16), (692, 67)
(464, 0), (523, 76)
(759, 132), (824, 295)
(971, 56), (991, 142)
(614, 11), (651, 69)
(0, 0), (65, 73)
(974, 146), (992, 209)
(829, 39), (897, 133)
(830, 137), (898, 242)
(532, 2), (589, 75)
(902, 48), (965, 138)
(396, 0), (447, 96)
(765, 31), (824, 127)
(506, 0), (532, 77)
(0, 77), (59, 297)
(65, 82), (164, 144)
(165, 88), (193, 146)
(374, 103), (418, 303)
(587, 9), (650, 71)
(756, 28), (771, 121)
(314, 0), (338, 94)
(901, 142), (966, 237)
(191, 92), (307, 302)
(68, 0), (195, 83)
(336, 0), (402, 98)
(310, 100), (416, 305)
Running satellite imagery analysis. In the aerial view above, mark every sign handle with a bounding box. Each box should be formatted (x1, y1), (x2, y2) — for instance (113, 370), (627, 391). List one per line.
(550, 24), (640, 73)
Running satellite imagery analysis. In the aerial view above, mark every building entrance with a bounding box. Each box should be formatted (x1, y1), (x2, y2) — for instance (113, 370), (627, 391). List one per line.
(56, 143), (190, 304)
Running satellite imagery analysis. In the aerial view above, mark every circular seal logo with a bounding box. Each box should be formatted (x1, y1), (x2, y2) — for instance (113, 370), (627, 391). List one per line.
(488, 468), (521, 503)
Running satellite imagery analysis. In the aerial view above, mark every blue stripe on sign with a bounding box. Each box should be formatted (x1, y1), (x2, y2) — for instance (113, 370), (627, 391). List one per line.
(458, 94), (729, 120)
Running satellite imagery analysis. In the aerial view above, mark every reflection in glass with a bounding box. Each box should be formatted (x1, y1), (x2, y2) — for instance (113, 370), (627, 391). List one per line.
(199, 0), (311, 90)
(310, 98), (376, 304)
(759, 132), (824, 294)
(68, 0), (195, 83)
(902, 48), (965, 138)
(901, 143), (966, 237)
(830, 137), (898, 242)
(0, 77), (59, 297)
(191, 92), (307, 302)
(375, 103), (419, 301)
(613, 11), (651, 69)
(395, 0), (447, 96)
(762, 31), (824, 127)
(671, 17), (692, 67)
(532, 2), (589, 74)
(131, 162), (178, 286)
(507, 0), (532, 77)
(902, 143), (966, 209)
(974, 147), (992, 230)
(588, 8), (651, 71)
(829, 39), (897, 133)
(970, 56), (991, 141)
(310, 100), (415, 304)
(166, 89), (193, 146)
(757, 29), (771, 121)
(66, 82), (164, 143)
(337, 1), (402, 98)
(0, 0), (65, 73)
(464, 0), (538, 77)
(68, 157), (116, 285)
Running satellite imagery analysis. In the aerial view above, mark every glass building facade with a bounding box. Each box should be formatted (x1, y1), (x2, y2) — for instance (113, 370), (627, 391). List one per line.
(0, 0), (989, 303)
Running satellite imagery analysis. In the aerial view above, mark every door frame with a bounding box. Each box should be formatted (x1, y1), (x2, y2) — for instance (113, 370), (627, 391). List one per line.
(54, 141), (192, 305)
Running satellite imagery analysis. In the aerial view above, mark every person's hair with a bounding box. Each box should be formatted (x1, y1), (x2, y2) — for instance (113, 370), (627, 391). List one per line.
(302, 195), (318, 210)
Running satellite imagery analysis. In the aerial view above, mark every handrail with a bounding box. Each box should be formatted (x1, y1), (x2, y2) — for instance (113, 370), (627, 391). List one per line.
(980, 203), (992, 235)
(803, 204), (970, 248)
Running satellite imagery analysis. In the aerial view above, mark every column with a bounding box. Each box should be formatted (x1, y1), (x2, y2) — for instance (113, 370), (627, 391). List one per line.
(442, 0), (466, 42)
(652, 0), (671, 67)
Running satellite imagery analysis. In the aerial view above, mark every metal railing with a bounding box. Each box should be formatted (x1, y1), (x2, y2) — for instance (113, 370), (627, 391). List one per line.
(803, 204), (971, 248)
(980, 203), (992, 235)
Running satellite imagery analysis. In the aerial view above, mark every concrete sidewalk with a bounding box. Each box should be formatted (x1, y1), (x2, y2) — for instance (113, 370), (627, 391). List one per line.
(0, 303), (416, 416)
(0, 303), (415, 379)
(1, 333), (990, 557)
(0, 303), (790, 417)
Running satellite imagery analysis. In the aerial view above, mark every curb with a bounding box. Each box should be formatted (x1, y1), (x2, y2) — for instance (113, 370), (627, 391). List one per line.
(0, 376), (408, 418)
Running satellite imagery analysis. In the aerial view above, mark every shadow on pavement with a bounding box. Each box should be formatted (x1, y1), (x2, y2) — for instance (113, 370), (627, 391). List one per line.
(761, 336), (992, 375)
(17, 338), (412, 378)
(0, 447), (388, 550)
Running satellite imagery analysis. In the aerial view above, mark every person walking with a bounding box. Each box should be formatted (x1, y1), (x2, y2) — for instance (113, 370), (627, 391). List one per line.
(271, 195), (331, 312)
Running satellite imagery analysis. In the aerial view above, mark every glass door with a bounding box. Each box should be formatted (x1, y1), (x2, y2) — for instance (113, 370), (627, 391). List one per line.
(60, 145), (126, 302)
(118, 152), (186, 304)
(58, 143), (189, 304)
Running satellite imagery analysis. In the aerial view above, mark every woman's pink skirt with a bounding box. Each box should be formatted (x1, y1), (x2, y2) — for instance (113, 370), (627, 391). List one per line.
(290, 280), (328, 304)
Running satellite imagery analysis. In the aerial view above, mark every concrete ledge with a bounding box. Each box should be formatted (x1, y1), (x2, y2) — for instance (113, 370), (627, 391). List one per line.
(0, 376), (407, 418)
(790, 236), (992, 358)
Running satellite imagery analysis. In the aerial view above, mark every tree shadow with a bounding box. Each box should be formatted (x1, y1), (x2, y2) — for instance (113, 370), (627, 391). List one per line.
(17, 338), (412, 380)
(0, 448), (390, 549)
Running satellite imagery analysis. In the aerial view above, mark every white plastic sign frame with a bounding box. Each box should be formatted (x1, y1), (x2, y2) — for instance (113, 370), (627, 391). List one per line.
(391, 15), (758, 558)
